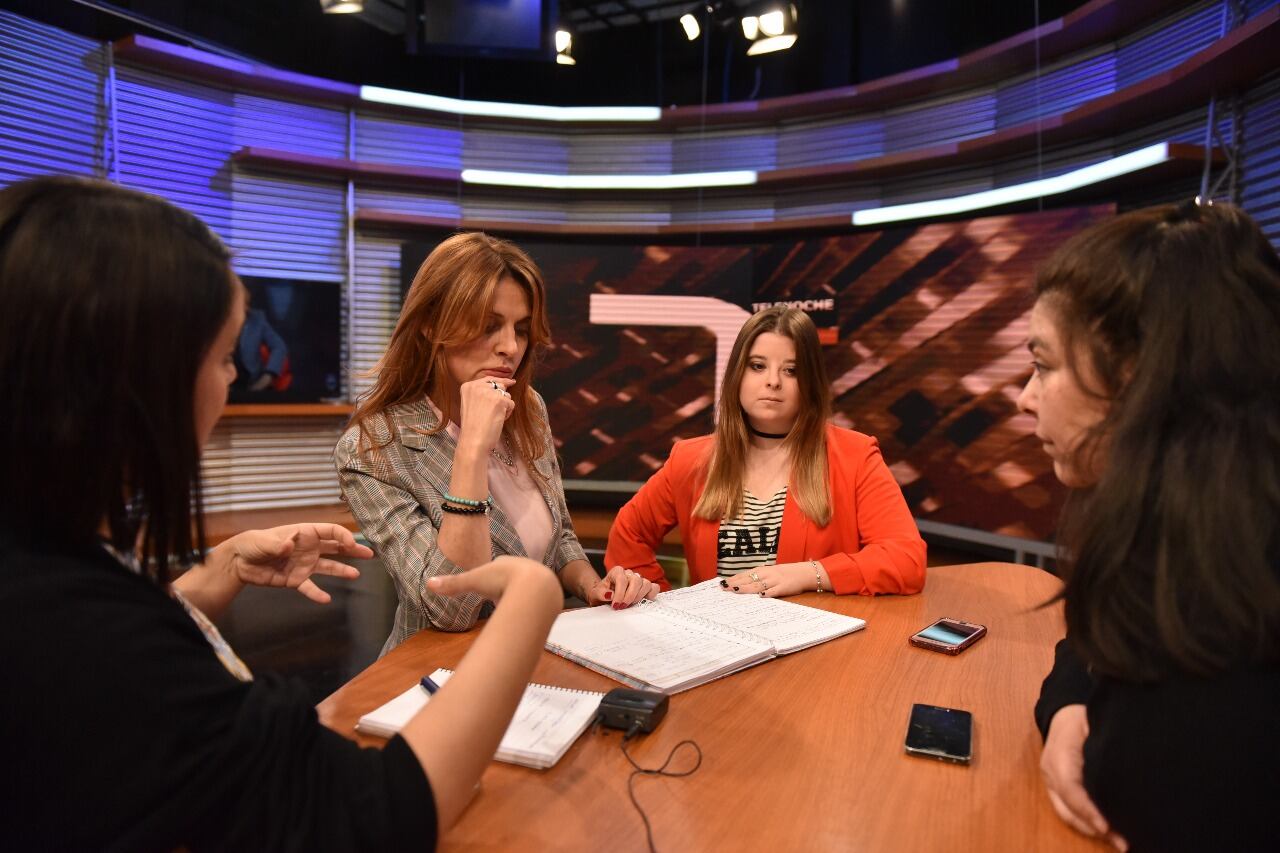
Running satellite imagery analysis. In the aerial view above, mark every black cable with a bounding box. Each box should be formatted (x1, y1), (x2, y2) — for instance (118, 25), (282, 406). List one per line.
(618, 722), (703, 853)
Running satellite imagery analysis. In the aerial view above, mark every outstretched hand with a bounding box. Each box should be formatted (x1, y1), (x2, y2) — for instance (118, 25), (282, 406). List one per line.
(427, 555), (561, 606)
(225, 523), (370, 604)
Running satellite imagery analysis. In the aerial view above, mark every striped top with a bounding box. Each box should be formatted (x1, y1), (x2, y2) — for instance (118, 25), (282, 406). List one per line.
(716, 487), (787, 575)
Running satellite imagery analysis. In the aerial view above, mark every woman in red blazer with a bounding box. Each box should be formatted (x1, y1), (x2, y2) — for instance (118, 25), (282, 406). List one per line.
(606, 306), (926, 598)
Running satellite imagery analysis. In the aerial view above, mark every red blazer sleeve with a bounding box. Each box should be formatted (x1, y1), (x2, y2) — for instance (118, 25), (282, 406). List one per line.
(604, 446), (683, 591)
(821, 435), (927, 595)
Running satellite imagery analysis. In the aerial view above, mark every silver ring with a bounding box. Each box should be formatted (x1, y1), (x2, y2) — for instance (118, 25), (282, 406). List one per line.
(750, 571), (761, 583)
(489, 380), (501, 391)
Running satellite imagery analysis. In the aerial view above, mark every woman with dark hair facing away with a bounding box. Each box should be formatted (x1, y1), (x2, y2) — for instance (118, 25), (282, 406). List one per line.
(0, 176), (564, 851)
(335, 232), (656, 652)
(1022, 201), (1280, 851)
(605, 306), (926, 597)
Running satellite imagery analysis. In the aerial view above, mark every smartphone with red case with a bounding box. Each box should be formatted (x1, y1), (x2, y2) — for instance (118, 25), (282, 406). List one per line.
(909, 618), (987, 655)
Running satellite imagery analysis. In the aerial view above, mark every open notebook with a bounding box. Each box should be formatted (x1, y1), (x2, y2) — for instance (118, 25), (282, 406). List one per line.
(545, 579), (866, 694)
(355, 669), (603, 770)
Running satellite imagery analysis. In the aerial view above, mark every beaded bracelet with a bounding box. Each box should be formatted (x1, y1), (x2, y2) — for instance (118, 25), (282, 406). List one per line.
(811, 559), (825, 593)
(441, 502), (488, 515)
(442, 491), (491, 509)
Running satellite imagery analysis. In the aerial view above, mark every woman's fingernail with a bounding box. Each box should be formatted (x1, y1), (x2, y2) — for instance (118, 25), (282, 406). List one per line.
(731, 585), (739, 591)
(759, 592), (766, 597)
(602, 590), (613, 600)
(718, 579), (728, 588)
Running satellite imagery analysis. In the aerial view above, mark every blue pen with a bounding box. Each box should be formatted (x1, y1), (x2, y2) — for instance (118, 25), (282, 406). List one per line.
(420, 675), (440, 695)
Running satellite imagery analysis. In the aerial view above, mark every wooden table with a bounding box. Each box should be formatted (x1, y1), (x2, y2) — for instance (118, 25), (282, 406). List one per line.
(317, 563), (1104, 852)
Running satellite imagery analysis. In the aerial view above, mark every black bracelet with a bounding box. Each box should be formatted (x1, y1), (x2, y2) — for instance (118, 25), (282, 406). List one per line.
(441, 502), (488, 515)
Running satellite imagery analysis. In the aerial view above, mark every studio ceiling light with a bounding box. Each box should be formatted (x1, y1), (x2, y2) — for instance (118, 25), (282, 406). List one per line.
(320, 0), (363, 13)
(744, 4), (798, 56)
(556, 29), (576, 65)
(680, 13), (701, 41)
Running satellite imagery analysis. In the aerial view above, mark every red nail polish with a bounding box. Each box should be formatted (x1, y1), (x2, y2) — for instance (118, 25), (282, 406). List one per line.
(731, 586), (739, 591)
(602, 590), (613, 600)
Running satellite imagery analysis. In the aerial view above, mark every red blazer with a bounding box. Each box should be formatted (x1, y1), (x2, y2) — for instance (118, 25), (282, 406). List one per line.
(606, 425), (927, 595)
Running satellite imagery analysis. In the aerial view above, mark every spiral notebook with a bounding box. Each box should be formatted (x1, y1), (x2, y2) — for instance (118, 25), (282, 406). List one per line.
(545, 579), (866, 694)
(355, 669), (604, 770)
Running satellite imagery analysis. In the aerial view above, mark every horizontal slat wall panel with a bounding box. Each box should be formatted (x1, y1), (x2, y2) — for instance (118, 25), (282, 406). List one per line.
(672, 128), (778, 172)
(233, 93), (347, 157)
(870, 164), (1002, 208)
(774, 185), (880, 219)
(1245, 0), (1279, 18)
(884, 90), (997, 150)
(670, 196), (775, 223)
(1116, 0), (1226, 88)
(996, 49), (1117, 129)
(457, 195), (687, 226)
(774, 115), (883, 169)
(354, 112), (464, 168)
(989, 138), (1118, 184)
(1114, 103), (1214, 149)
(354, 185), (462, 218)
(560, 200), (671, 224)
(114, 64), (233, 237)
(115, 59), (351, 508)
(201, 419), (346, 511)
(0, 13), (105, 186)
(463, 129), (569, 172)
(229, 169), (346, 280)
(1241, 71), (1280, 247)
(229, 94), (348, 280)
(568, 134), (672, 174)
(350, 235), (403, 399)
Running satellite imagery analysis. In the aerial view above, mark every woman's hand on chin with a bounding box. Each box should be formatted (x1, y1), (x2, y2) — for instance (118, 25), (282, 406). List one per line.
(455, 376), (516, 456)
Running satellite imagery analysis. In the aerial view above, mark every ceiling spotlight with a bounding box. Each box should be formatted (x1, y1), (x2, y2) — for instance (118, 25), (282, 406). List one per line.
(320, 0), (364, 13)
(745, 4), (797, 56)
(555, 29), (576, 65)
(680, 13), (701, 41)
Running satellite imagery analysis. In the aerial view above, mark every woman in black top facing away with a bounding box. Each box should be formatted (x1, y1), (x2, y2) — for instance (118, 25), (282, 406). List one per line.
(0, 176), (563, 851)
(1020, 200), (1280, 852)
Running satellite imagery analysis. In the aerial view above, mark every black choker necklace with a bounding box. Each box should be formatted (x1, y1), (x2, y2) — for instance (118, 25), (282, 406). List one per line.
(746, 421), (790, 440)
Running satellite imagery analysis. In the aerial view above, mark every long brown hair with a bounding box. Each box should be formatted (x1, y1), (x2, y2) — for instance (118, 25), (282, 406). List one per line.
(694, 307), (832, 525)
(351, 232), (552, 471)
(1041, 201), (1280, 681)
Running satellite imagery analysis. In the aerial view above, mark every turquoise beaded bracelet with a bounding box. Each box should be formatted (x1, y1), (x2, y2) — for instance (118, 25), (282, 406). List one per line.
(442, 491), (491, 509)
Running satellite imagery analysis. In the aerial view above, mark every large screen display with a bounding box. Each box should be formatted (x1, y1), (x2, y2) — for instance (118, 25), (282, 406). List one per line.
(400, 205), (1111, 540)
(229, 276), (341, 404)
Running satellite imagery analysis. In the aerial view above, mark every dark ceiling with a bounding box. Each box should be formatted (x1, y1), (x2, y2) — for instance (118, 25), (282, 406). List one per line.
(6, 1), (1089, 107)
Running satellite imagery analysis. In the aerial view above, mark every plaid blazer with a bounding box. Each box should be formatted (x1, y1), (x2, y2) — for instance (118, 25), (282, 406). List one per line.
(334, 394), (585, 652)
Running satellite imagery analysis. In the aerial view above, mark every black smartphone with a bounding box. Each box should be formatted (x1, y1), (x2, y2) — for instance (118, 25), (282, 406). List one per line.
(909, 617), (987, 655)
(904, 703), (973, 765)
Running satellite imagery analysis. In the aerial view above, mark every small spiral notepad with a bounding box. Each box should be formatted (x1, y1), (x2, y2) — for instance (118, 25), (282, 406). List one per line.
(355, 669), (604, 770)
(545, 579), (866, 694)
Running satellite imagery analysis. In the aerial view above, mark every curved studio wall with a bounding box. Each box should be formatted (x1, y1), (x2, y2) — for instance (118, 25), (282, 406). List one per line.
(1, 0), (1277, 542)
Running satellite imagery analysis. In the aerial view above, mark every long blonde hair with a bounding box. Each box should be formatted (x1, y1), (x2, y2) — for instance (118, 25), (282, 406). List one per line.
(351, 232), (552, 473)
(694, 307), (832, 525)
